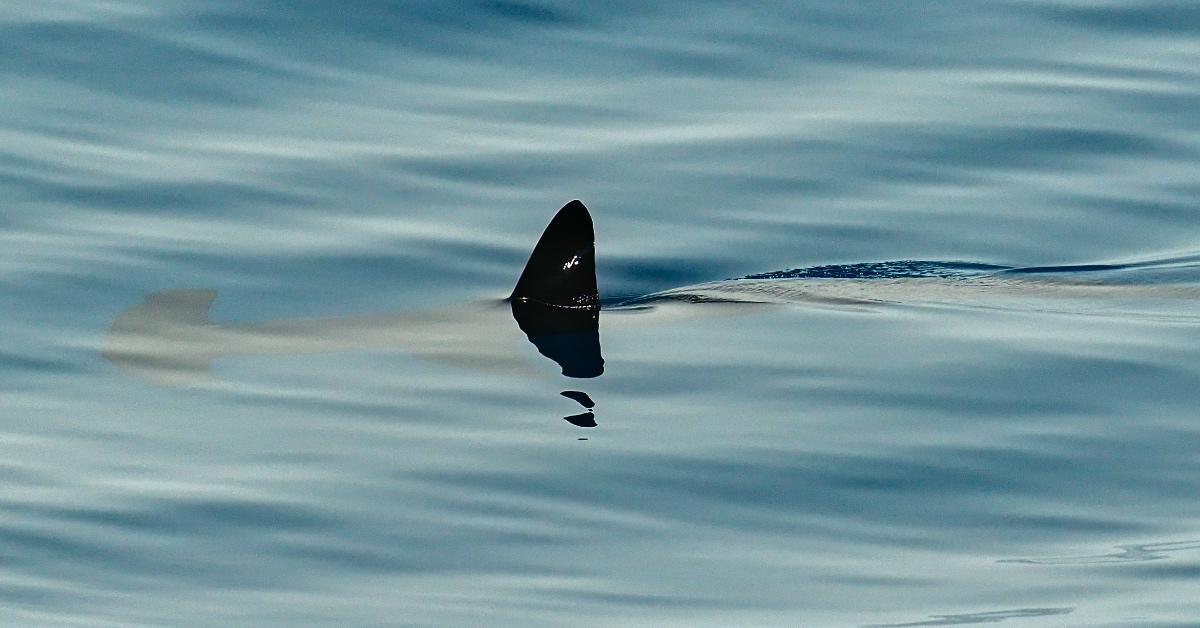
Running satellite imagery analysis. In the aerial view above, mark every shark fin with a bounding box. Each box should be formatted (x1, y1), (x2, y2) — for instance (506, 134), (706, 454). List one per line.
(510, 200), (599, 309)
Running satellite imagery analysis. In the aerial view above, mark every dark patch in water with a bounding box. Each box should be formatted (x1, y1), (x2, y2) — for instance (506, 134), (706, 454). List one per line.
(1000, 539), (1200, 565)
(482, 0), (578, 26)
(1040, 3), (1200, 35)
(867, 606), (1074, 627)
(560, 390), (595, 408)
(1004, 264), (1125, 274)
(563, 411), (596, 428)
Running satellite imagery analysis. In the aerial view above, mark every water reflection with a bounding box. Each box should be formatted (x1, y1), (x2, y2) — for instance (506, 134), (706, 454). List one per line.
(559, 389), (598, 428)
(510, 300), (602, 378)
(868, 607), (1074, 627)
(562, 411), (597, 428)
(1000, 539), (1200, 565)
(560, 390), (596, 408)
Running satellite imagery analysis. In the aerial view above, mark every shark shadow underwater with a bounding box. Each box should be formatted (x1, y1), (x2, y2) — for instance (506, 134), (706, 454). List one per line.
(105, 201), (1200, 422)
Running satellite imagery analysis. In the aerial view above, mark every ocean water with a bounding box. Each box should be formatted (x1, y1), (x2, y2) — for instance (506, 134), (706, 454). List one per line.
(4, 1), (1200, 625)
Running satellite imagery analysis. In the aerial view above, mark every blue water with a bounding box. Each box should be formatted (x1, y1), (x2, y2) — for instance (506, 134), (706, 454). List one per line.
(4, 2), (1200, 625)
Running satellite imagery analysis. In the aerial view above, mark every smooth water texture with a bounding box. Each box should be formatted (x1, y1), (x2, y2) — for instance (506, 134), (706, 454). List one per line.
(4, 2), (1200, 626)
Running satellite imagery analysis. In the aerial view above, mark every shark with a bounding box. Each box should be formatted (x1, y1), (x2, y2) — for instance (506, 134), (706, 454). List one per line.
(104, 200), (604, 388)
(104, 200), (1200, 390)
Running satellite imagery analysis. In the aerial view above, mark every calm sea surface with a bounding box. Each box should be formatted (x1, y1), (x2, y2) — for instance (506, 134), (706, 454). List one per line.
(4, 2), (1200, 625)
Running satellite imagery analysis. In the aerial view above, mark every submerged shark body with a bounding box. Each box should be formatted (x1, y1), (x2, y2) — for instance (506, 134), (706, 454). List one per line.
(106, 293), (535, 386)
(104, 201), (1200, 386)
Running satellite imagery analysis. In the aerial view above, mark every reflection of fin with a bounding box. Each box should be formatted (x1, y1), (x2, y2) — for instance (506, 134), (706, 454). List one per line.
(563, 411), (596, 428)
(560, 390), (595, 408)
(511, 200), (598, 309)
(103, 289), (216, 387)
(999, 539), (1200, 565)
(511, 301), (603, 377)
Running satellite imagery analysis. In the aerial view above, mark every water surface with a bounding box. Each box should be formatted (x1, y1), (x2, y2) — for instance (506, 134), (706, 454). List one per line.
(3, 2), (1200, 625)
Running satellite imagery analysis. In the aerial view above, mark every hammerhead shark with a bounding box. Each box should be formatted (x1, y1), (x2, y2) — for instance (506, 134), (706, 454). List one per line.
(104, 200), (1200, 390)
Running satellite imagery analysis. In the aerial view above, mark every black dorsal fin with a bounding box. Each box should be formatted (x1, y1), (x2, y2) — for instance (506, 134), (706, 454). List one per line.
(510, 200), (598, 308)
